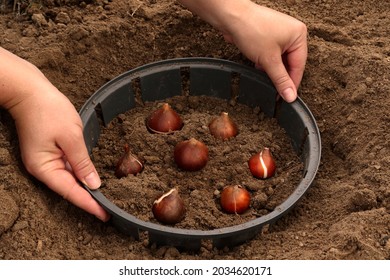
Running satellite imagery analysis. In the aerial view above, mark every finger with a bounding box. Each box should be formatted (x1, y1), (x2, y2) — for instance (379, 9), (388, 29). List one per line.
(41, 167), (110, 222)
(64, 180), (110, 222)
(222, 33), (233, 43)
(64, 159), (72, 172)
(287, 58), (307, 92)
(57, 128), (101, 190)
(255, 63), (264, 72)
(284, 42), (307, 90)
(262, 54), (297, 103)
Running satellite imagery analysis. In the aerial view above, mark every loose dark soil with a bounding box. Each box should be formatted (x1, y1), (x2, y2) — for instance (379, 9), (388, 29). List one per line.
(92, 95), (303, 230)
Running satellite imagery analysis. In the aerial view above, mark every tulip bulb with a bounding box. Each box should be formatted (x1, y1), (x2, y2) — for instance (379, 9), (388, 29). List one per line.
(248, 147), (276, 179)
(146, 103), (183, 134)
(174, 138), (209, 171)
(220, 185), (251, 214)
(115, 144), (144, 178)
(209, 112), (238, 140)
(152, 188), (186, 224)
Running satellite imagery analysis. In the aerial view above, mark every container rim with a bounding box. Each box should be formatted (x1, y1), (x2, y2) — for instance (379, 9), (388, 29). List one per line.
(79, 57), (321, 249)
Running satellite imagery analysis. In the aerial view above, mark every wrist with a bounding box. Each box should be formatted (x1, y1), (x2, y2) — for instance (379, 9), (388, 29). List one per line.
(0, 47), (56, 119)
(7, 83), (61, 124)
(178, 0), (254, 34)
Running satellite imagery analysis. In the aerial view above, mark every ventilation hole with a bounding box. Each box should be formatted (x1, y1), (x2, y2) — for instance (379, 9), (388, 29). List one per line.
(298, 127), (309, 157)
(131, 77), (144, 106)
(230, 72), (241, 106)
(302, 168), (308, 178)
(94, 103), (105, 126)
(180, 66), (190, 96)
(273, 96), (283, 119)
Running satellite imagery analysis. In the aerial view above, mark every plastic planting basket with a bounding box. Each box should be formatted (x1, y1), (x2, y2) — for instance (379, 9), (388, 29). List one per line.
(79, 58), (321, 250)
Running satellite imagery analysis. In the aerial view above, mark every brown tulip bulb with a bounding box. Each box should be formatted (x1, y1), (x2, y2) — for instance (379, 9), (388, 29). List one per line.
(209, 112), (238, 140)
(152, 188), (186, 224)
(220, 185), (251, 214)
(174, 138), (209, 171)
(248, 147), (276, 179)
(115, 144), (144, 178)
(146, 103), (183, 134)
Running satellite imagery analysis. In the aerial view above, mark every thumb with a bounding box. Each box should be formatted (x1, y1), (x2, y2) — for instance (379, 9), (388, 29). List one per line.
(262, 56), (297, 103)
(59, 131), (101, 190)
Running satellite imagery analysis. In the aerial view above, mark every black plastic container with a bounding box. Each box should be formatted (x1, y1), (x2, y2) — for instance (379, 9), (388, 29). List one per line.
(79, 58), (321, 250)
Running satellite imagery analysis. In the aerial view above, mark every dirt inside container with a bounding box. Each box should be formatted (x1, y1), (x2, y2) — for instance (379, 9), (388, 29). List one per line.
(91, 95), (303, 230)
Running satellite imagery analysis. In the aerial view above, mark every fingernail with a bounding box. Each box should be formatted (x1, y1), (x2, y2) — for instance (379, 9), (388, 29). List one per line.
(84, 171), (101, 190)
(96, 212), (110, 222)
(282, 88), (296, 103)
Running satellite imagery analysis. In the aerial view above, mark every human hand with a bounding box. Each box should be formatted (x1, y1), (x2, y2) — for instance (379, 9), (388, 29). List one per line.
(178, 0), (307, 102)
(13, 91), (110, 222)
(222, 4), (307, 102)
(1, 48), (109, 222)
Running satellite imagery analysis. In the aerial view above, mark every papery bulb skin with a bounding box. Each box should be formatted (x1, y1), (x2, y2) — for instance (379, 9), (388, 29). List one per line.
(174, 138), (209, 171)
(115, 144), (144, 178)
(209, 112), (238, 140)
(248, 147), (276, 179)
(220, 185), (251, 214)
(152, 188), (186, 224)
(146, 103), (183, 134)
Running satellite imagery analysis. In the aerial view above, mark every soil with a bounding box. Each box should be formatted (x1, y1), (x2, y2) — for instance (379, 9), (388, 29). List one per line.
(0, 0), (389, 260)
(93, 95), (303, 230)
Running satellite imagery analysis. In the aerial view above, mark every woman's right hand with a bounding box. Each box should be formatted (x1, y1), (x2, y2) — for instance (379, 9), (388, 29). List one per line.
(222, 4), (307, 102)
(179, 0), (308, 102)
